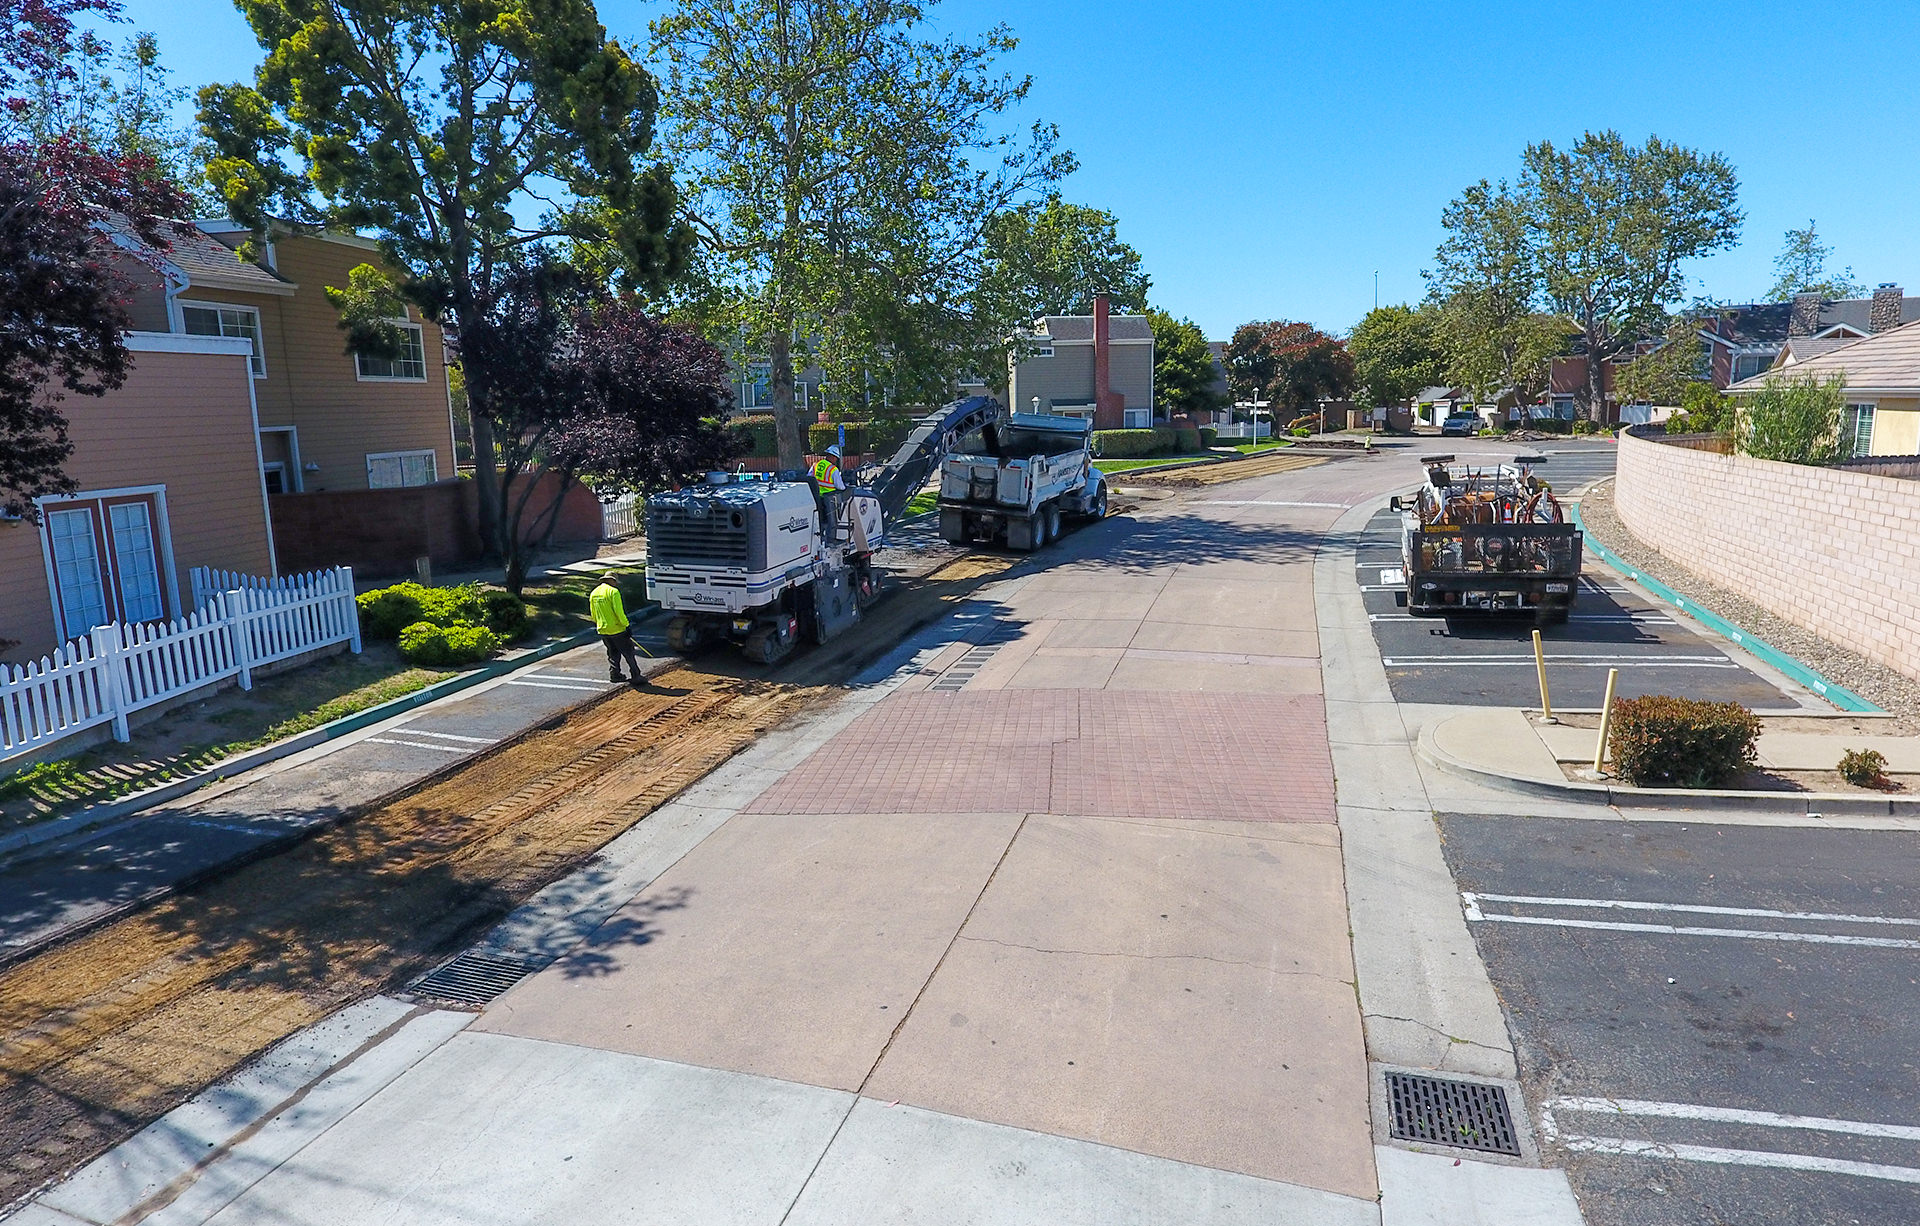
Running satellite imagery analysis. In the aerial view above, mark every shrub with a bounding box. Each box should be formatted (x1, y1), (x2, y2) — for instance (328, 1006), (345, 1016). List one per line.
(730, 414), (778, 457)
(356, 585), (424, 640)
(1290, 426), (1311, 438)
(397, 621), (500, 666)
(1839, 748), (1890, 788)
(1608, 695), (1760, 788)
(1667, 382), (1735, 434)
(482, 590), (530, 641)
(1736, 374), (1846, 464)
(416, 582), (485, 627)
(1091, 428), (1165, 458)
(441, 624), (501, 663)
(806, 421), (872, 456)
(1199, 427), (1218, 448)
(396, 621), (451, 666)
(1171, 426), (1203, 453)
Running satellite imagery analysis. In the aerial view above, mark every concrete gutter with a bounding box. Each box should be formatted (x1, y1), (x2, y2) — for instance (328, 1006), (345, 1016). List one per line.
(1416, 713), (1920, 818)
(0, 610), (662, 863)
(1571, 497), (1880, 714)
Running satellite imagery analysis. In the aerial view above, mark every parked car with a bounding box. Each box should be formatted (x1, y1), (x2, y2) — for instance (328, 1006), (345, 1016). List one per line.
(1440, 412), (1479, 437)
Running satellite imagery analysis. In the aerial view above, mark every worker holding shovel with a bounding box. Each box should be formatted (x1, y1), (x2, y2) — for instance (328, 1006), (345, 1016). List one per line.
(590, 579), (645, 684)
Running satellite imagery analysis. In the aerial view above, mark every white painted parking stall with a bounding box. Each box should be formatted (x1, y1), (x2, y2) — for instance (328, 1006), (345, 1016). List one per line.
(1463, 892), (1920, 951)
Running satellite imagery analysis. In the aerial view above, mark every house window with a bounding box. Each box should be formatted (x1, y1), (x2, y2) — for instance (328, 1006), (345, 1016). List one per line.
(1732, 353), (1771, 382)
(41, 493), (169, 640)
(354, 322), (428, 381)
(1846, 404), (1876, 457)
(1123, 408), (1151, 429)
(181, 302), (266, 377)
(262, 463), (287, 495)
(1031, 346), (1054, 358)
(366, 449), (439, 488)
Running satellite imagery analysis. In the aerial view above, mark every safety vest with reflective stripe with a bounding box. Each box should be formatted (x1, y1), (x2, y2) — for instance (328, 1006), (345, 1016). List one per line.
(812, 457), (841, 489)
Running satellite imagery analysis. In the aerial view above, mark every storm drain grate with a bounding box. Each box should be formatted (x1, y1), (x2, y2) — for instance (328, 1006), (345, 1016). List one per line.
(1385, 1072), (1522, 1156)
(407, 951), (544, 1008)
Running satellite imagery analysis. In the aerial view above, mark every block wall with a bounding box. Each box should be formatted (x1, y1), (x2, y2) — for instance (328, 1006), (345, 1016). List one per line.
(1615, 428), (1920, 683)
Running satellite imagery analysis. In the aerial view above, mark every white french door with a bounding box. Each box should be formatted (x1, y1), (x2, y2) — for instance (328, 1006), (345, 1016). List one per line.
(48, 508), (109, 640)
(109, 502), (165, 622)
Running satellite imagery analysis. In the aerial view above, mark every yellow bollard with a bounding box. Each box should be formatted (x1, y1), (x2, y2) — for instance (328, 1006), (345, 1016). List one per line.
(1593, 667), (1620, 773)
(1532, 628), (1554, 723)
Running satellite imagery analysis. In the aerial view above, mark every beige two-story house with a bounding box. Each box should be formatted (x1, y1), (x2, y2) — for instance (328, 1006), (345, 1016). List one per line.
(1006, 299), (1155, 429)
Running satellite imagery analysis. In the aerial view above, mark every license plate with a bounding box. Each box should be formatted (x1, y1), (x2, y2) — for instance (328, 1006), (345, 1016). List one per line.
(1545, 582), (1569, 594)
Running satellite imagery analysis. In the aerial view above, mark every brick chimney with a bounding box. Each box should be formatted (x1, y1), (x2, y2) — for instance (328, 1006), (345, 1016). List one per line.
(1871, 283), (1904, 333)
(1788, 293), (1822, 338)
(1092, 292), (1125, 430)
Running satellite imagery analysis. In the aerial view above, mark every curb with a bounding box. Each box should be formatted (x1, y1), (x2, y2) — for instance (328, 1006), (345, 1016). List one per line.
(1416, 720), (1920, 818)
(0, 611), (661, 864)
(1570, 498), (1880, 714)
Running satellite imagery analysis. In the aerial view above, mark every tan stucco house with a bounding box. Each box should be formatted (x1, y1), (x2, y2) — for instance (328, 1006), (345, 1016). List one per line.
(0, 222), (457, 663)
(1731, 318), (1920, 458)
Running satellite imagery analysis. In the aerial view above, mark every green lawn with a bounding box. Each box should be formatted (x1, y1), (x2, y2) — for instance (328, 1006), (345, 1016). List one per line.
(0, 565), (652, 833)
(1224, 439), (1294, 455)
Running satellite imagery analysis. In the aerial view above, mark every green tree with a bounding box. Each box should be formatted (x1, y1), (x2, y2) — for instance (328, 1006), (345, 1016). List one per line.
(1614, 315), (1706, 408)
(1736, 374), (1846, 464)
(16, 26), (216, 211)
(1226, 320), (1353, 422)
(1426, 179), (1552, 401)
(200, 0), (688, 562)
(1522, 131), (1742, 420)
(1347, 304), (1445, 408)
(977, 196), (1150, 331)
(1767, 220), (1863, 302)
(1147, 310), (1220, 419)
(653, 0), (1071, 470)
(1666, 381), (1734, 434)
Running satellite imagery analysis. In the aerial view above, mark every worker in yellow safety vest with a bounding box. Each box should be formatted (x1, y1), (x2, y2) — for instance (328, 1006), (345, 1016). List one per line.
(811, 443), (846, 491)
(589, 579), (644, 684)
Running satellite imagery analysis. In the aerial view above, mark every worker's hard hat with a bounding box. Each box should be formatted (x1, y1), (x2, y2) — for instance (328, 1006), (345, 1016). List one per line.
(826, 444), (843, 458)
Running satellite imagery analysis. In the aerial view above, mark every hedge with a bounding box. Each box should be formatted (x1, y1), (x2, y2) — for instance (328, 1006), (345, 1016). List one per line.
(1091, 428), (1166, 458)
(1608, 695), (1760, 788)
(1199, 427), (1218, 447)
(807, 421), (873, 455)
(730, 414), (779, 456)
(398, 621), (502, 667)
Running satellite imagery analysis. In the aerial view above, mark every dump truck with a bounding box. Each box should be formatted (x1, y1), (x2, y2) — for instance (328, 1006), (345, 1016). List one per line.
(1389, 454), (1581, 622)
(936, 412), (1108, 551)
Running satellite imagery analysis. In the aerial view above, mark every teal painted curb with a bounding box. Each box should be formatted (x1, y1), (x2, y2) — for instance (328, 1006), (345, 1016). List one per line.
(1571, 501), (1880, 714)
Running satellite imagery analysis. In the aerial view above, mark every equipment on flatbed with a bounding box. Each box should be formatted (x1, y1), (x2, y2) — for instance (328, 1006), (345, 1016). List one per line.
(1390, 454), (1581, 622)
(645, 396), (1012, 663)
(936, 412), (1107, 551)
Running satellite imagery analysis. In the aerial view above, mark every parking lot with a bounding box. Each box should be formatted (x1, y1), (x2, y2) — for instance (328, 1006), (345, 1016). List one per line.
(1356, 442), (1816, 711)
(1439, 814), (1920, 1226)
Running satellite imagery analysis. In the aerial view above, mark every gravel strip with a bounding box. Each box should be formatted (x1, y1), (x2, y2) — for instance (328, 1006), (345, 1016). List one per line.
(1579, 479), (1920, 730)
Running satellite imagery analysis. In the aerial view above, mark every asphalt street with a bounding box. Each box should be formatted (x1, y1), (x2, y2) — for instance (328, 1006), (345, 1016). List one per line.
(1356, 440), (1810, 711)
(1439, 813), (1920, 1226)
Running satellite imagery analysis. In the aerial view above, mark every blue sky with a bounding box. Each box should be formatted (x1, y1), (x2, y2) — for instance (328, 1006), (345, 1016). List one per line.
(115, 0), (1920, 340)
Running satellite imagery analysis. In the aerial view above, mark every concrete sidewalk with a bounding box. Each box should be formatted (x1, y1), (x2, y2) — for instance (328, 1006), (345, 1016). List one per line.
(6, 455), (1586, 1225)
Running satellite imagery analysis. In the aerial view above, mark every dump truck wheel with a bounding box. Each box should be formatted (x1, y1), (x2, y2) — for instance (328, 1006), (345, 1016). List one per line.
(1043, 505), (1062, 543)
(1089, 489), (1107, 519)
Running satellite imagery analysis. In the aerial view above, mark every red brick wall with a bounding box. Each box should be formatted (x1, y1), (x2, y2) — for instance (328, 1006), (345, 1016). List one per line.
(1615, 428), (1920, 683)
(270, 481), (479, 579)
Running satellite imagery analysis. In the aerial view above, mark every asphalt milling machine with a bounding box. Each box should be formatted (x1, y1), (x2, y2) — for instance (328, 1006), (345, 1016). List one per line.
(1389, 453), (1582, 623)
(645, 396), (1105, 664)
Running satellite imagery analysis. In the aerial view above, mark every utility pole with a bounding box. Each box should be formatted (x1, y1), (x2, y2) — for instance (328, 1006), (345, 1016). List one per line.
(1374, 271), (1379, 310)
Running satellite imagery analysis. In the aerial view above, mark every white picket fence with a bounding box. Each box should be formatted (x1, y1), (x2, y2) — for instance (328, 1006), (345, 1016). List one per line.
(1, 566), (360, 762)
(600, 493), (640, 540)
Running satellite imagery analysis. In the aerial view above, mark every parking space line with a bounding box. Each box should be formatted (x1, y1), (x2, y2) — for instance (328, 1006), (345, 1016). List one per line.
(365, 737), (470, 754)
(504, 678), (613, 692)
(1368, 613), (1674, 625)
(1386, 654), (1736, 669)
(1465, 892), (1920, 928)
(1544, 1098), (1920, 1185)
(395, 730), (492, 744)
(1549, 1097), (1920, 1143)
(1462, 892), (1920, 949)
(1194, 499), (1352, 508)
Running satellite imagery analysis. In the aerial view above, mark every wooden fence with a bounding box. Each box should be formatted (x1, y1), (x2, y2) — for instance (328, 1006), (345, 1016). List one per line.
(1, 566), (359, 763)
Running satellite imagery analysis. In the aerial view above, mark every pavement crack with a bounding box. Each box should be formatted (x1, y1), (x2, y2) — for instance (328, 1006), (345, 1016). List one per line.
(956, 936), (1355, 981)
(1365, 1011), (1511, 1054)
